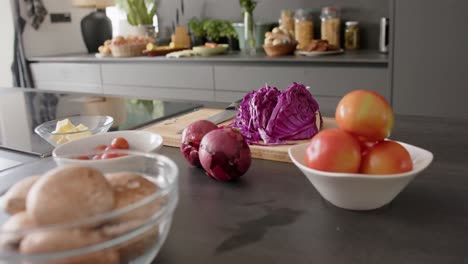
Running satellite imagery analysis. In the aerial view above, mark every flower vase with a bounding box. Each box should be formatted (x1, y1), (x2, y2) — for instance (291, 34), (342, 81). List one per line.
(243, 11), (256, 55)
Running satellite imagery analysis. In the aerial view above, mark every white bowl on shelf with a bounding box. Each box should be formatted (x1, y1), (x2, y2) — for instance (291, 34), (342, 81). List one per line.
(288, 141), (433, 210)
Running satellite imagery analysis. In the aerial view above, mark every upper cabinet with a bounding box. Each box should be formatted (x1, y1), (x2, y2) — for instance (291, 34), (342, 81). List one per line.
(392, 0), (468, 118)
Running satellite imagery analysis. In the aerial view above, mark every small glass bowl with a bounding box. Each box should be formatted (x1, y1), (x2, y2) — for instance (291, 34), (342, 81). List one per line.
(0, 150), (178, 264)
(34, 116), (114, 147)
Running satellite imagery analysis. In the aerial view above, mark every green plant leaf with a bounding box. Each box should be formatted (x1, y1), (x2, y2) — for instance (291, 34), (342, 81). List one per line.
(124, 0), (157, 26)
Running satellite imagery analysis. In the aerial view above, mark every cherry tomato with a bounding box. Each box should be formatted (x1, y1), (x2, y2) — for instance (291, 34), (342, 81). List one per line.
(335, 90), (394, 141)
(111, 137), (129, 150)
(94, 145), (107, 152)
(360, 141), (413, 175)
(75, 156), (90, 160)
(105, 145), (118, 151)
(305, 128), (362, 173)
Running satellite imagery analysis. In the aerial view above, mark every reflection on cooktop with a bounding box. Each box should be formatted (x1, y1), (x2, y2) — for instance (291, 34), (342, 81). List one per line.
(0, 89), (201, 157)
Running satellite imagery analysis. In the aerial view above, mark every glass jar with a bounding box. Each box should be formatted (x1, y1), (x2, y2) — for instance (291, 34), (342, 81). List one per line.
(294, 9), (314, 50)
(280, 9), (295, 34)
(345, 21), (359, 50)
(320, 7), (341, 48)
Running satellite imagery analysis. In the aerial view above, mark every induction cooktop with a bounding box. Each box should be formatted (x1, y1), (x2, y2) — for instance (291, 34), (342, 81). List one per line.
(0, 89), (202, 157)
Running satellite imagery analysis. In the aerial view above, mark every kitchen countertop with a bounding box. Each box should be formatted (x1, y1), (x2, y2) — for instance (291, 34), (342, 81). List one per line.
(152, 114), (468, 264)
(1, 89), (467, 263)
(27, 50), (389, 65)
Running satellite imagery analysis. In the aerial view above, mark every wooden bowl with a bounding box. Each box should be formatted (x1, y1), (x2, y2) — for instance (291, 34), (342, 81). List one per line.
(110, 43), (146, 57)
(263, 43), (297, 57)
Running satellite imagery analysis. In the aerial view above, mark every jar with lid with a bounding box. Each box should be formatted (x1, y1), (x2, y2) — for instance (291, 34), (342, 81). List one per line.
(294, 9), (314, 50)
(279, 9), (295, 35)
(344, 21), (359, 50)
(320, 7), (341, 48)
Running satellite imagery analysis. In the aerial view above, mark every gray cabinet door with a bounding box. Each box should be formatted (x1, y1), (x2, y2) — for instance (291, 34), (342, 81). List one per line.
(31, 63), (102, 94)
(393, 0), (468, 118)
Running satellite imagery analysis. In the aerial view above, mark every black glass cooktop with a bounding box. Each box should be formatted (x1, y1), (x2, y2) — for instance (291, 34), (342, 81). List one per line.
(0, 89), (202, 157)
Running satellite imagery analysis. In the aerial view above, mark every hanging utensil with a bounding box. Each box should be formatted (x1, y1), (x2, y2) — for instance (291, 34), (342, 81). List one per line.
(181, 0), (185, 15)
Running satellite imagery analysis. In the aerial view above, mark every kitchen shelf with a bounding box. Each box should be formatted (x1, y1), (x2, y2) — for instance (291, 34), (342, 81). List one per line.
(28, 50), (388, 65)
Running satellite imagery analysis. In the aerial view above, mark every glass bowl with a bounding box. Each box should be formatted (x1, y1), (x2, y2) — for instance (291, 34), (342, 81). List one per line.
(0, 150), (178, 264)
(34, 116), (114, 147)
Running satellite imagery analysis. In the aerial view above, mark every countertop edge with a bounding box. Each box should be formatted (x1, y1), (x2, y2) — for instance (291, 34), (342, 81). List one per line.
(27, 51), (389, 65)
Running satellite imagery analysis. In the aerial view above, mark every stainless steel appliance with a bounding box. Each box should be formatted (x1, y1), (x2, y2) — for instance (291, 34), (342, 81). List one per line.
(379, 17), (390, 53)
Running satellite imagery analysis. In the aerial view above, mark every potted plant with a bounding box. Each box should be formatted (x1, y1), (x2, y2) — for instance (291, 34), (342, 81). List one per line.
(188, 17), (207, 47)
(203, 20), (238, 47)
(116, 0), (157, 37)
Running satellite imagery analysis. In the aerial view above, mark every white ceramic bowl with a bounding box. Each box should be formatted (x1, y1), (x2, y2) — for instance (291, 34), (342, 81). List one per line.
(193, 44), (228, 56)
(52, 131), (163, 171)
(288, 141), (434, 210)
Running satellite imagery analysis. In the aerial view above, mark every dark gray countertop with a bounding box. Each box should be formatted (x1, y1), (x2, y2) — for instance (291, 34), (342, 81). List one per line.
(27, 50), (389, 65)
(1, 87), (466, 263)
(152, 115), (468, 264)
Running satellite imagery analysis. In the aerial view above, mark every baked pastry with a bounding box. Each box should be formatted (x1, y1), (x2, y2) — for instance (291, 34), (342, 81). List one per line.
(304, 39), (339, 52)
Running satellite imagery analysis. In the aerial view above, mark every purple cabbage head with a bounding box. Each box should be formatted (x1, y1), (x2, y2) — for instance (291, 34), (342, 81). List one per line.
(232, 82), (322, 145)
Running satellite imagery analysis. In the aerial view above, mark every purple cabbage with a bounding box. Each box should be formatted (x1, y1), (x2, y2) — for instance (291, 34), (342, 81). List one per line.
(232, 82), (322, 145)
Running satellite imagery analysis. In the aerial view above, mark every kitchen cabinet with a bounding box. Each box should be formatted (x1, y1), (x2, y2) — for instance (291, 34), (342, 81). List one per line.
(101, 63), (215, 101)
(102, 84), (215, 101)
(215, 64), (389, 113)
(29, 53), (389, 113)
(101, 64), (214, 90)
(393, 0), (468, 118)
(30, 63), (102, 94)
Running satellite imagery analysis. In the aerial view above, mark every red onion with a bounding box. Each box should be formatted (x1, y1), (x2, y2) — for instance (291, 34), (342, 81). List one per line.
(199, 128), (251, 181)
(180, 120), (218, 167)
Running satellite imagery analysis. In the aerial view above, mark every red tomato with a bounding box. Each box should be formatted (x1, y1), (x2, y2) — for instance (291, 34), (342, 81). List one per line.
(105, 145), (118, 151)
(92, 154), (102, 160)
(75, 156), (90, 160)
(205, 42), (218, 48)
(335, 90), (394, 141)
(360, 141), (413, 175)
(101, 153), (121, 160)
(356, 136), (379, 156)
(111, 137), (129, 150)
(305, 129), (362, 173)
(94, 145), (107, 152)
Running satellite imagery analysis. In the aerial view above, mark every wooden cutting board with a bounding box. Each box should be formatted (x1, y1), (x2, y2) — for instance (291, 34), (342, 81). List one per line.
(144, 108), (337, 163)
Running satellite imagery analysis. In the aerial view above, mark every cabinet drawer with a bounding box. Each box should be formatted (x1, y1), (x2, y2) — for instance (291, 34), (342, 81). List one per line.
(31, 63), (101, 84)
(215, 65), (389, 101)
(215, 65), (304, 92)
(101, 64), (214, 90)
(103, 85), (214, 101)
(303, 66), (390, 100)
(35, 81), (102, 94)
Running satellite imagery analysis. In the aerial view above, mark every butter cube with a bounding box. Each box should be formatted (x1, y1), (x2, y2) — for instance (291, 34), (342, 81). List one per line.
(66, 131), (92, 141)
(55, 136), (69, 145)
(75, 124), (89, 132)
(54, 119), (76, 133)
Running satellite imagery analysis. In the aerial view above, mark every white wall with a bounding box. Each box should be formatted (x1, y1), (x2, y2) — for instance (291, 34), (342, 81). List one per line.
(0, 0), (14, 87)
(21, 0), (89, 57)
(18, 0), (389, 57)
